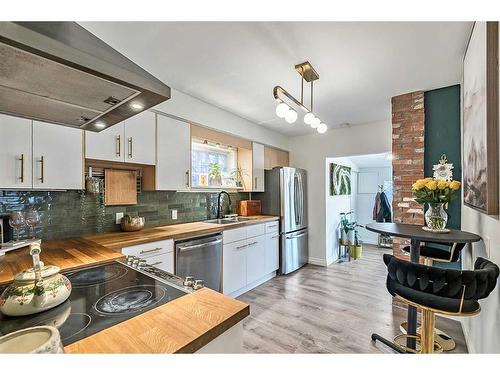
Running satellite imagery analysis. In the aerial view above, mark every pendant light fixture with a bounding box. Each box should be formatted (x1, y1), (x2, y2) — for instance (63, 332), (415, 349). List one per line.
(273, 61), (327, 134)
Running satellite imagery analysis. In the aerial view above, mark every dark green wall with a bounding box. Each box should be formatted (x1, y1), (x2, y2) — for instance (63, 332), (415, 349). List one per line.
(424, 85), (462, 269)
(424, 84), (462, 229)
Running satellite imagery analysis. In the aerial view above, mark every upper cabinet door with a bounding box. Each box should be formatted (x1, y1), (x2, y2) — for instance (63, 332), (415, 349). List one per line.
(33, 121), (83, 190)
(156, 114), (190, 191)
(85, 122), (125, 162)
(124, 111), (156, 165)
(0, 114), (33, 189)
(252, 142), (265, 192)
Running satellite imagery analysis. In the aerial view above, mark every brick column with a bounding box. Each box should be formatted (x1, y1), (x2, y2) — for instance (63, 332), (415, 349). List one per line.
(391, 91), (425, 258)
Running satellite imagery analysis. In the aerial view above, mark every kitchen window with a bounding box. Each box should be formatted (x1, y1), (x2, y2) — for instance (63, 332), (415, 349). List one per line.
(191, 138), (240, 189)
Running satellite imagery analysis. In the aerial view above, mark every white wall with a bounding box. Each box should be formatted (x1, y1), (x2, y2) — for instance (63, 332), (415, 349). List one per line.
(289, 120), (392, 265)
(325, 158), (359, 264)
(356, 167), (392, 244)
(153, 88), (290, 150)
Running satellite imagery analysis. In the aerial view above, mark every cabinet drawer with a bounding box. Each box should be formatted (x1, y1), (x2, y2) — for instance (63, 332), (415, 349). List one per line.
(142, 252), (174, 274)
(265, 221), (279, 234)
(223, 227), (247, 244)
(246, 223), (265, 238)
(122, 239), (174, 258)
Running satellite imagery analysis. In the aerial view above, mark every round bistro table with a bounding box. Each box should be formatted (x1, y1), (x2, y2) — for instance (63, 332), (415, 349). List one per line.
(366, 223), (481, 353)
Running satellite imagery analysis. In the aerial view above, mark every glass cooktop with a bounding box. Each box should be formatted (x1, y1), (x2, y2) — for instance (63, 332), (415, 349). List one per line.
(0, 262), (187, 346)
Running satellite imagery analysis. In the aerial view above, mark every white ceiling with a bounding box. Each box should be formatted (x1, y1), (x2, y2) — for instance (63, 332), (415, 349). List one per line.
(349, 152), (393, 169)
(81, 22), (472, 137)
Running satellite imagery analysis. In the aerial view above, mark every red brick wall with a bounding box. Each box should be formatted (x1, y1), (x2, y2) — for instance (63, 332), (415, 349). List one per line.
(391, 91), (425, 257)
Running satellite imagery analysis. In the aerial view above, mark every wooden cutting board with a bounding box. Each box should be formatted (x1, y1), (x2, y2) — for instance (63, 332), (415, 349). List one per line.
(104, 169), (137, 206)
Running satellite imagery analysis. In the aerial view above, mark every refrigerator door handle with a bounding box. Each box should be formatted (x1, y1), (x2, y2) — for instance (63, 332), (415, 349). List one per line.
(294, 173), (300, 225)
(298, 173), (304, 226)
(285, 231), (308, 240)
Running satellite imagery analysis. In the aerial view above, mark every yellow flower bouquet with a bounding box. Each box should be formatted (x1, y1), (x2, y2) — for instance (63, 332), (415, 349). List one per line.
(412, 177), (461, 231)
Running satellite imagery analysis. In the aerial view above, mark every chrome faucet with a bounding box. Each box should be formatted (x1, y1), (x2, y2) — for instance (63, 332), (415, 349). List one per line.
(216, 191), (231, 219)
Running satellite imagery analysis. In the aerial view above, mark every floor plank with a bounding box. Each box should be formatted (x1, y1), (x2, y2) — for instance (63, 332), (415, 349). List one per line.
(238, 245), (467, 353)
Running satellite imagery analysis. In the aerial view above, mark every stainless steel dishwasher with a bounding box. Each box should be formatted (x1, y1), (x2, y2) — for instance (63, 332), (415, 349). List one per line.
(175, 233), (223, 292)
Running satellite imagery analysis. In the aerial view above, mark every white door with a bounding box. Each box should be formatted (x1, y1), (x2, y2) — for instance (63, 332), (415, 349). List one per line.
(156, 114), (190, 190)
(124, 111), (156, 165)
(265, 232), (279, 274)
(0, 114), (33, 189)
(223, 240), (247, 295)
(252, 142), (265, 192)
(33, 121), (83, 190)
(246, 235), (266, 284)
(85, 122), (125, 162)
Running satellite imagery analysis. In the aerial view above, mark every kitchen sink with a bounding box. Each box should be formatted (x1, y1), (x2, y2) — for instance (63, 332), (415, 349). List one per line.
(204, 217), (252, 224)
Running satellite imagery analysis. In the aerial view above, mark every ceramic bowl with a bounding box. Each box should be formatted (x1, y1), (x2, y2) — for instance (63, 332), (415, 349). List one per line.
(0, 326), (64, 353)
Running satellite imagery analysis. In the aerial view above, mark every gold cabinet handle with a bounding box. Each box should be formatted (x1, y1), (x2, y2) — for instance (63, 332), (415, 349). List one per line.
(185, 170), (190, 187)
(38, 156), (44, 183)
(139, 247), (162, 255)
(248, 241), (259, 247)
(116, 135), (121, 157)
(128, 137), (133, 158)
(18, 154), (24, 183)
(236, 244), (248, 250)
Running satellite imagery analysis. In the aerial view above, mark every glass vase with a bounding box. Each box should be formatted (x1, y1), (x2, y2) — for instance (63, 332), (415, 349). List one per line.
(425, 203), (448, 231)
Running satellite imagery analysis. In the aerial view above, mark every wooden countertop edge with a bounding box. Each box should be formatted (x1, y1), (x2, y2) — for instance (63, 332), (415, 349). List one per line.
(175, 303), (250, 353)
(84, 216), (280, 250)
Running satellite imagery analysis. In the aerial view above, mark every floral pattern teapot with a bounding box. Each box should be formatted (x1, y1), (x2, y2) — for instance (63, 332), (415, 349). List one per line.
(0, 243), (72, 316)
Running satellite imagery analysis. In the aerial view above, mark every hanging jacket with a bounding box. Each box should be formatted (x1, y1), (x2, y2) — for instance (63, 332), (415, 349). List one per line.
(377, 192), (392, 222)
(372, 192), (381, 221)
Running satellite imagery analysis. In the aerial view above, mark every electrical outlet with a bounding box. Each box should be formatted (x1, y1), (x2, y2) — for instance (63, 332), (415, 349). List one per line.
(116, 212), (124, 224)
(172, 209), (178, 220)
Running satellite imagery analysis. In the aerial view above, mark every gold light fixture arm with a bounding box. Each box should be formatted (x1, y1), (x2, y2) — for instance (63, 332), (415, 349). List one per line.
(273, 85), (310, 112)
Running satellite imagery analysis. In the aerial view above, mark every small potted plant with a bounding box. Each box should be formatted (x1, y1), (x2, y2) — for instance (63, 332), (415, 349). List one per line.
(351, 228), (363, 259)
(208, 163), (222, 186)
(412, 178), (461, 232)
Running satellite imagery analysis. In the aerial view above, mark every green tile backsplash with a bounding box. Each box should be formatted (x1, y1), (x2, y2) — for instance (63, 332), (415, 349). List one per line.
(0, 190), (248, 241)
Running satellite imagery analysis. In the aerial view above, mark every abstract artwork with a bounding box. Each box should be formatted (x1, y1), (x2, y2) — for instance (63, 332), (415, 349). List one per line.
(330, 163), (351, 196)
(463, 22), (499, 214)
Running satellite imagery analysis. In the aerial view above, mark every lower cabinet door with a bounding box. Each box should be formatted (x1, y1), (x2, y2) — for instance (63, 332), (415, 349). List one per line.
(223, 240), (247, 295)
(265, 232), (280, 274)
(246, 235), (266, 284)
(143, 252), (174, 274)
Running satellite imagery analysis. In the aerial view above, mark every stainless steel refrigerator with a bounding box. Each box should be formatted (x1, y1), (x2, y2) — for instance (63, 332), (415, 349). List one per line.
(260, 167), (308, 274)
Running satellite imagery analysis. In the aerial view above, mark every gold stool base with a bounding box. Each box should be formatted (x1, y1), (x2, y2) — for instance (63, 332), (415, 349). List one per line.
(393, 334), (443, 354)
(400, 321), (456, 351)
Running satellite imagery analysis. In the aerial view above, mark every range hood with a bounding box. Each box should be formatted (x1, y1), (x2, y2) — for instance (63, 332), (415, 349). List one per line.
(0, 22), (170, 132)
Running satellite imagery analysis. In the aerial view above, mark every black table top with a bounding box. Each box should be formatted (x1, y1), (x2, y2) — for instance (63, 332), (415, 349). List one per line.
(365, 223), (481, 243)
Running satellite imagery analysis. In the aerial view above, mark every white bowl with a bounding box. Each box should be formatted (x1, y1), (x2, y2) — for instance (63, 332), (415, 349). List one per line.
(0, 326), (64, 353)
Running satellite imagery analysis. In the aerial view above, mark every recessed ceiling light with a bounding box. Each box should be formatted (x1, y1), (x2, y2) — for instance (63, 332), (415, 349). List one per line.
(130, 102), (144, 111)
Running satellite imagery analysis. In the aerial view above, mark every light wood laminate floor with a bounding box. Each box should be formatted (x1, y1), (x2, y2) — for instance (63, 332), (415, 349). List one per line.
(238, 245), (467, 353)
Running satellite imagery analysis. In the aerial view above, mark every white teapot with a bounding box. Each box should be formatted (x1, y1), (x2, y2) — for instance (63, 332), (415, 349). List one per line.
(0, 243), (72, 316)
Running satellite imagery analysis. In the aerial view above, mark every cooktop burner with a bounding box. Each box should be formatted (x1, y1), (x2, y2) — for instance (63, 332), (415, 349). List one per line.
(95, 285), (167, 315)
(0, 261), (188, 346)
(67, 264), (128, 288)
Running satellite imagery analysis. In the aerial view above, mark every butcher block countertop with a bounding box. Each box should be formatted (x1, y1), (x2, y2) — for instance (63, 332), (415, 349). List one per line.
(65, 288), (249, 354)
(84, 215), (279, 250)
(0, 216), (276, 353)
(0, 237), (125, 286)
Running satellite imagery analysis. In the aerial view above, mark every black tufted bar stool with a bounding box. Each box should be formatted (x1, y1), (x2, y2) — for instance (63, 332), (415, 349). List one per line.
(372, 254), (499, 353)
(401, 241), (467, 350)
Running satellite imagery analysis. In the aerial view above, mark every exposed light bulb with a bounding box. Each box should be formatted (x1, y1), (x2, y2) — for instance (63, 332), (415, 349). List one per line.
(275, 102), (289, 118)
(310, 117), (321, 129)
(304, 112), (315, 125)
(95, 122), (106, 129)
(285, 108), (298, 124)
(317, 123), (327, 134)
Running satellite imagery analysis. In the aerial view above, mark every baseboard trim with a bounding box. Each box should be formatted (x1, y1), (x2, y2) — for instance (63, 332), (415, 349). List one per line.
(308, 257), (329, 266)
(460, 319), (474, 354)
(228, 271), (276, 298)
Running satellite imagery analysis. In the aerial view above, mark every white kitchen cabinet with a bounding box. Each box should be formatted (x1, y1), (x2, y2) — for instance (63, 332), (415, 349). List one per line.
(223, 239), (248, 295)
(156, 114), (191, 191)
(246, 235), (266, 284)
(121, 239), (174, 273)
(252, 142), (265, 192)
(265, 232), (280, 275)
(33, 121), (83, 190)
(0, 114), (33, 189)
(85, 122), (125, 162)
(123, 111), (156, 165)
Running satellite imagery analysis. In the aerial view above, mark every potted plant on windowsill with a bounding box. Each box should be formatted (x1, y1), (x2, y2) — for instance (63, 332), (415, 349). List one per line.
(208, 163), (222, 186)
(412, 178), (461, 232)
